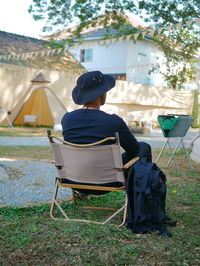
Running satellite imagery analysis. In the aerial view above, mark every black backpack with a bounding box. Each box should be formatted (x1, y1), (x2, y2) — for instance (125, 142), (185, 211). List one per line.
(126, 158), (176, 237)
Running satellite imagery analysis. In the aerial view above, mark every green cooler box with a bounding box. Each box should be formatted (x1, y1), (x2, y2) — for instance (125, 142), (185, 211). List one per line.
(157, 115), (194, 138)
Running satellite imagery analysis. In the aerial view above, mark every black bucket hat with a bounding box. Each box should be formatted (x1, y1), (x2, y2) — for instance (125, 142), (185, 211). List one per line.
(72, 71), (116, 105)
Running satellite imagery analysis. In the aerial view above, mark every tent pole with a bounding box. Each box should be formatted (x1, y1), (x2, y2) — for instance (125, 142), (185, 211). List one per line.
(0, 107), (13, 127)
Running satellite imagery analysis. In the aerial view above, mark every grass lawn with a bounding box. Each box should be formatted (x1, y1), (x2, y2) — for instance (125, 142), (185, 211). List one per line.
(0, 146), (53, 161)
(0, 127), (200, 265)
(0, 126), (60, 137)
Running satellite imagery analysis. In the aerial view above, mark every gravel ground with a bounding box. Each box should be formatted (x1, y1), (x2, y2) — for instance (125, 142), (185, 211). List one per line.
(0, 160), (71, 207)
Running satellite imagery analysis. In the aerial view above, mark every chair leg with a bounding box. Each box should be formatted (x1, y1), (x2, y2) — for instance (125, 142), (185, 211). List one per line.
(50, 179), (59, 219)
(72, 189), (77, 204)
(50, 182), (127, 226)
(50, 179), (70, 220)
(118, 194), (128, 227)
(102, 194), (128, 227)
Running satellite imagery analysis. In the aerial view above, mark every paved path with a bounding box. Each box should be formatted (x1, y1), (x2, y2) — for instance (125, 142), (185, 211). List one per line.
(0, 136), (49, 146)
(0, 128), (199, 207)
(137, 128), (199, 148)
(0, 128), (199, 148)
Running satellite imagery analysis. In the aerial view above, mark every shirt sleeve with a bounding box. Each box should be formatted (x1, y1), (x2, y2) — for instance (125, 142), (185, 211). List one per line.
(117, 117), (140, 158)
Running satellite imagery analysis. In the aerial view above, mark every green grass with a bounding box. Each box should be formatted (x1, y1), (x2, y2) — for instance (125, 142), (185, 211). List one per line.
(0, 126), (58, 137)
(0, 176), (199, 265)
(0, 146), (53, 160)
(1, 164), (200, 265)
(0, 132), (200, 265)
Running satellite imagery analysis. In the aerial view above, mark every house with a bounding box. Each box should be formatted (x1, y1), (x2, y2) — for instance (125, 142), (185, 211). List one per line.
(55, 14), (166, 86)
(47, 21), (195, 126)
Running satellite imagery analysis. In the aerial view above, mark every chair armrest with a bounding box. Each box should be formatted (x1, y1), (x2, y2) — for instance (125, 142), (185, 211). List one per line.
(123, 157), (140, 169)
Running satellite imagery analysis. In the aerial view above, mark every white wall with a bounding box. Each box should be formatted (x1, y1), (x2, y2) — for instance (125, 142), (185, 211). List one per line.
(69, 39), (128, 72)
(101, 80), (194, 126)
(126, 39), (165, 85)
(68, 38), (166, 86)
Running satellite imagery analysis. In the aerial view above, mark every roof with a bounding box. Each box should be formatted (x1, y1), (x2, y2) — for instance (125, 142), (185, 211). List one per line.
(54, 13), (148, 41)
(0, 31), (84, 72)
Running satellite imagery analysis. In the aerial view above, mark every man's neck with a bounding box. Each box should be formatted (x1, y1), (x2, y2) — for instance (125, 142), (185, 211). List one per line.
(82, 105), (100, 110)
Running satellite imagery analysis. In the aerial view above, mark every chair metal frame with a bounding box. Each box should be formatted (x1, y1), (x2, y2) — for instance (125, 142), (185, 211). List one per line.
(47, 130), (139, 226)
(155, 136), (193, 172)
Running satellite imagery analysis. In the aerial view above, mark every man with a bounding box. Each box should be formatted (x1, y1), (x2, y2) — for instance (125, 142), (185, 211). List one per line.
(61, 70), (152, 195)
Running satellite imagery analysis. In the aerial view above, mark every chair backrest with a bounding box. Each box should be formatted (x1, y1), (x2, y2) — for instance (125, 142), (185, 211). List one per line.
(49, 134), (125, 184)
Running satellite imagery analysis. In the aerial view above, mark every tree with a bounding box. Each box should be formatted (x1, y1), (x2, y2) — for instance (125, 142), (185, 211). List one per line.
(29, 0), (200, 89)
(149, 26), (200, 89)
(138, 0), (200, 89)
(28, 0), (134, 36)
(138, 0), (200, 26)
(29, 0), (200, 34)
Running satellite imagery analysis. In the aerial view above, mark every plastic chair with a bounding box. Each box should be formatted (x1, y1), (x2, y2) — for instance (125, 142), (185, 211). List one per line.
(47, 130), (139, 226)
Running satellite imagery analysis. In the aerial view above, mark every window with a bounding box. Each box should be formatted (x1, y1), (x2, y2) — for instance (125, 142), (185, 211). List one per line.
(138, 52), (147, 57)
(80, 49), (93, 62)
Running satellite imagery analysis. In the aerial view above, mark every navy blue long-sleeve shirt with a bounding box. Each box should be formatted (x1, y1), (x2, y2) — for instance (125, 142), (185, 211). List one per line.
(61, 109), (140, 159)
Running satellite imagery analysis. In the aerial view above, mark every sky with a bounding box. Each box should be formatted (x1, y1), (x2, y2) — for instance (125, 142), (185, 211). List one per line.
(0, 0), (46, 38)
(0, 0), (149, 40)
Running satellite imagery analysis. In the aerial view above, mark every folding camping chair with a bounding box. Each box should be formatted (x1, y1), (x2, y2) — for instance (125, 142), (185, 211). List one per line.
(47, 130), (139, 227)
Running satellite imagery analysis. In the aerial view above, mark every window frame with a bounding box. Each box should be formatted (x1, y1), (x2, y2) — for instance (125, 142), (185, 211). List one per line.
(80, 48), (93, 62)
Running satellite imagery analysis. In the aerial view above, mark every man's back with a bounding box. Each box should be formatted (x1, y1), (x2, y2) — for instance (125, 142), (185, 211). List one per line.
(61, 108), (140, 159)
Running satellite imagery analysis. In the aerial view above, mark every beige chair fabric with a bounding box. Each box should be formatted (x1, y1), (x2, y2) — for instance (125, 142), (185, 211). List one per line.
(51, 142), (124, 184)
(48, 130), (139, 226)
